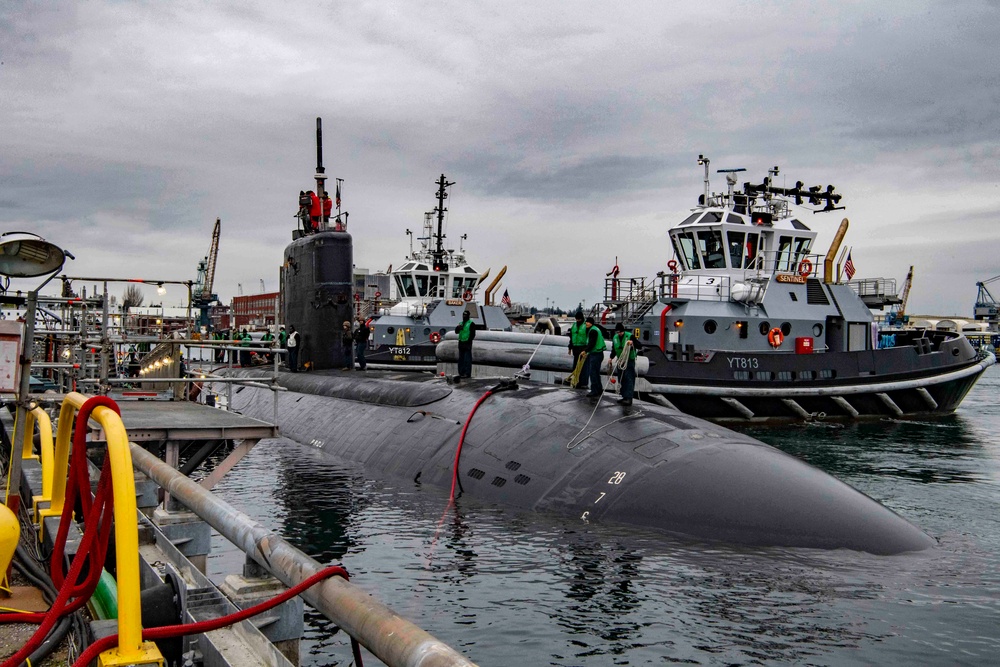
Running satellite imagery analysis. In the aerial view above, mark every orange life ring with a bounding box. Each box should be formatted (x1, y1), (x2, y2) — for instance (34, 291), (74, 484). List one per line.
(767, 327), (784, 348)
(430, 331), (441, 343)
(462, 290), (474, 302)
(798, 259), (813, 277)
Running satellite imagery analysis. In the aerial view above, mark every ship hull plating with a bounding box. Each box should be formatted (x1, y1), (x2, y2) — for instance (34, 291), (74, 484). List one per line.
(222, 369), (934, 555)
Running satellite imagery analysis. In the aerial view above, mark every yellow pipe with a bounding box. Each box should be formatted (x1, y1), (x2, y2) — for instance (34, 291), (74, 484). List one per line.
(37, 392), (162, 665)
(483, 265), (507, 305)
(22, 407), (55, 516)
(823, 218), (850, 284)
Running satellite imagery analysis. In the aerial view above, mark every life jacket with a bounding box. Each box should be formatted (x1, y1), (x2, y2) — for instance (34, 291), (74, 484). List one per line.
(309, 193), (322, 217)
(612, 332), (637, 360)
(570, 322), (588, 346)
(587, 326), (605, 355)
(458, 320), (474, 342)
(323, 197), (332, 217)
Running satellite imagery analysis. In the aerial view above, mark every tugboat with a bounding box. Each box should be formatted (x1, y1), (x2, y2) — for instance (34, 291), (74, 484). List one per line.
(365, 175), (512, 368)
(594, 158), (996, 422)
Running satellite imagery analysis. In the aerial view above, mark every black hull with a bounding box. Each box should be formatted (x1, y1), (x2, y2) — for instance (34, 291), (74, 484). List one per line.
(220, 369), (934, 554)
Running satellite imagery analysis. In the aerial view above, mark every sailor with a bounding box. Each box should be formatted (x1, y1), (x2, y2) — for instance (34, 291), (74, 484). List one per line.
(261, 328), (275, 363)
(322, 192), (333, 225)
(297, 190), (311, 231)
(286, 326), (300, 372)
(341, 320), (354, 370)
(583, 316), (605, 399)
(609, 323), (641, 407)
(455, 310), (477, 378)
(353, 316), (370, 371)
(568, 311), (589, 389)
(239, 328), (252, 367)
(278, 325), (288, 350)
(308, 191), (322, 232)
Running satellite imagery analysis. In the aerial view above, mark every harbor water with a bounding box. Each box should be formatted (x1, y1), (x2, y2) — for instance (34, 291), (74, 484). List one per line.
(206, 365), (1000, 666)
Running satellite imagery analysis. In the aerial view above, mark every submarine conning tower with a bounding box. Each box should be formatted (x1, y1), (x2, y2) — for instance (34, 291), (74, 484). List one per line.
(281, 117), (355, 371)
(282, 229), (354, 370)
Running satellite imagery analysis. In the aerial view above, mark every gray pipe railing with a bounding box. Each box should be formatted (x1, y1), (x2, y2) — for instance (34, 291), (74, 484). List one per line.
(129, 445), (478, 667)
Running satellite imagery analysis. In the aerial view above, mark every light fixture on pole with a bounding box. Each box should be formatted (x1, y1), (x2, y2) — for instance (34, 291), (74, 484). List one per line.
(0, 232), (71, 516)
(157, 282), (166, 295)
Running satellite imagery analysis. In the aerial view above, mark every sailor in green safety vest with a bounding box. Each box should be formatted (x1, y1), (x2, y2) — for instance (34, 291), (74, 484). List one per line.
(609, 322), (642, 407)
(583, 316), (605, 398)
(455, 310), (477, 378)
(261, 328), (275, 363)
(567, 310), (590, 390)
(239, 328), (252, 367)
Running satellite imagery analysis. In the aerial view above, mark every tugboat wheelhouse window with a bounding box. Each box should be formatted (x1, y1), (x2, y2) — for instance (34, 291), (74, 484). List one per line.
(697, 230), (725, 269)
(699, 211), (723, 223)
(727, 231), (745, 268)
(744, 233), (760, 268)
(397, 275), (417, 297)
(674, 231), (701, 270)
(680, 213), (701, 226)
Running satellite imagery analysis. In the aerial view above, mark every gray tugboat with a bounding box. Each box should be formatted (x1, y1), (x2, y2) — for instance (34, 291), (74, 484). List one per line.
(365, 175), (512, 368)
(597, 159), (996, 422)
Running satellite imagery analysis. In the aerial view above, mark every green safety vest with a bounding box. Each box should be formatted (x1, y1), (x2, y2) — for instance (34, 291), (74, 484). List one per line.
(240, 334), (251, 346)
(458, 321), (474, 342)
(587, 327), (605, 355)
(570, 322), (588, 346)
(612, 332), (637, 361)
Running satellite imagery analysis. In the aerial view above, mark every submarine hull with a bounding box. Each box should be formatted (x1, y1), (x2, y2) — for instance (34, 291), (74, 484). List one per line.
(222, 369), (934, 555)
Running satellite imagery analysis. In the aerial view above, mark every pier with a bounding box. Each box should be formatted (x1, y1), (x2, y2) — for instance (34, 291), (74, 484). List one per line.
(1, 242), (478, 666)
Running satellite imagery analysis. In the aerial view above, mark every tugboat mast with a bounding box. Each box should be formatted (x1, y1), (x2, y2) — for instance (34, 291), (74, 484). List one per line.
(432, 174), (455, 272)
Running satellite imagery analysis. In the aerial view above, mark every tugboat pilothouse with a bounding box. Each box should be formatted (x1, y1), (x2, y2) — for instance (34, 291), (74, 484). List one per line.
(366, 175), (512, 368)
(593, 158), (996, 422)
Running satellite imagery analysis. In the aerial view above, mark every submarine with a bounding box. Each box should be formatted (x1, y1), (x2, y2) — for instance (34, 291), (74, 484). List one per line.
(218, 119), (935, 555)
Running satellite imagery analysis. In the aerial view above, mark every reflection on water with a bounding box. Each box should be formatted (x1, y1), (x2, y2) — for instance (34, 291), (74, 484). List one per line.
(206, 366), (1000, 665)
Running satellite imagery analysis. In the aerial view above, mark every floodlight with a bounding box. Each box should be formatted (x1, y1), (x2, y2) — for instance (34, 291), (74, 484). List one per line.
(0, 233), (67, 278)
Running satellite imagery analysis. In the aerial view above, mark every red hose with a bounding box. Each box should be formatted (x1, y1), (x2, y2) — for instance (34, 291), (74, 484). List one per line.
(449, 389), (497, 501)
(1, 396), (120, 667)
(71, 565), (359, 667)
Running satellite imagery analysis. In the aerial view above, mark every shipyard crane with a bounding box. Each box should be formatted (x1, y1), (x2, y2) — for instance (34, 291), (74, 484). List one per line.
(974, 274), (1000, 321)
(886, 265), (913, 327)
(194, 218), (221, 331)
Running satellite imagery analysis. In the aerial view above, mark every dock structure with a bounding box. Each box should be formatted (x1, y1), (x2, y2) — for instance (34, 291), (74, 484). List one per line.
(1, 263), (477, 666)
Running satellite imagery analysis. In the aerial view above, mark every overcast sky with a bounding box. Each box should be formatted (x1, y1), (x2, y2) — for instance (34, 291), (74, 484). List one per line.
(3, 1), (999, 316)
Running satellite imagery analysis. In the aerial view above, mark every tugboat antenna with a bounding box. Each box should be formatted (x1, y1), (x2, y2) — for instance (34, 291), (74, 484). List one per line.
(432, 174), (455, 272)
(697, 154), (710, 205)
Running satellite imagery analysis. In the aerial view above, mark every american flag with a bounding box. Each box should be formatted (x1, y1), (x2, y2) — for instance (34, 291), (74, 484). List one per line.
(844, 251), (856, 280)
(500, 289), (512, 308)
(335, 180), (342, 208)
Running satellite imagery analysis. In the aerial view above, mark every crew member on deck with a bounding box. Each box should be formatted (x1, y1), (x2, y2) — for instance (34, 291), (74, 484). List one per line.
(286, 326), (300, 372)
(584, 317), (605, 399)
(309, 190), (322, 232)
(341, 320), (354, 370)
(455, 310), (477, 378)
(353, 316), (370, 371)
(322, 192), (332, 226)
(261, 328), (275, 363)
(609, 322), (641, 408)
(568, 310), (589, 389)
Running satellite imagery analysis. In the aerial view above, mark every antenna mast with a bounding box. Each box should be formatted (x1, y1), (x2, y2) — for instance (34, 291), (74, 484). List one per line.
(432, 174), (455, 272)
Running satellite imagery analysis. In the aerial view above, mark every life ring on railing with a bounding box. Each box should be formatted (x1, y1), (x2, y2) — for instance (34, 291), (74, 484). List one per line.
(429, 331), (441, 343)
(768, 327), (784, 348)
(798, 259), (813, 277)
(462, 290), (474, 302)
(667, 259), (678, 272)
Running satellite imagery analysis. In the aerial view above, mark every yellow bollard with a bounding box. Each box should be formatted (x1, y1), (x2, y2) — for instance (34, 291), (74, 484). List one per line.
(0, 503), (18, 594)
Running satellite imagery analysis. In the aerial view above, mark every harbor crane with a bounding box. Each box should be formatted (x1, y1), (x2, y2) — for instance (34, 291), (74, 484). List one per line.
(974, 274), (1000, 321)
(886, 265), (913, 327)
(193, 217), (221, 331)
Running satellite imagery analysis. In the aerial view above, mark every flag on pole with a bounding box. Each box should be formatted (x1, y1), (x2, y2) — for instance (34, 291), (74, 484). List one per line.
(335, 180), (342, 208)
(844, 250), (856, 280)
(501, 289), (512, 308)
